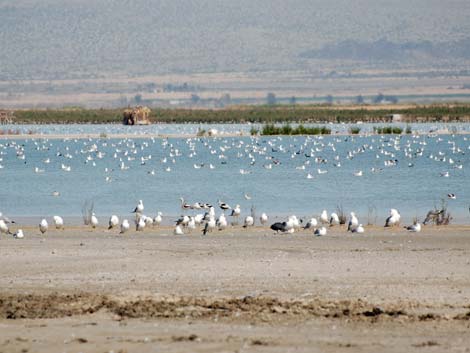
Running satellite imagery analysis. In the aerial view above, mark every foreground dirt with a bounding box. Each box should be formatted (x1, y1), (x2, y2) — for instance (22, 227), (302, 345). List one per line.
(0, 225), (470, 352)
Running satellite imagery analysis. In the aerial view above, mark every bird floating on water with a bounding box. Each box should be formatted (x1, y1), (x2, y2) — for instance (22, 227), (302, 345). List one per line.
(218, 200), (231, 212)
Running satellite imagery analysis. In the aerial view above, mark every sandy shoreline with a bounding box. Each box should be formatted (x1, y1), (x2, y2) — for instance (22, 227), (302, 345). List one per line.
(1, 226), (470, 352)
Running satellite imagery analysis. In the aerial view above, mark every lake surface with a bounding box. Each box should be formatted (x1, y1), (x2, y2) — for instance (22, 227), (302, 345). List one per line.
(2, 122), (470, 136)
(1, 123), (469, 226)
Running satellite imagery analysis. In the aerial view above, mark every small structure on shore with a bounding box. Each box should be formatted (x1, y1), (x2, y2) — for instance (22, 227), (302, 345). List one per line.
(123, 106), (151, 125)
(0, 110), (14, 124)
(385, 114), (403, 123)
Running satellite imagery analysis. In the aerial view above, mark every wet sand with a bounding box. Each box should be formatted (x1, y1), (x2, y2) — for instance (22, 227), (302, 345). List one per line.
(1, 225), (470, 352)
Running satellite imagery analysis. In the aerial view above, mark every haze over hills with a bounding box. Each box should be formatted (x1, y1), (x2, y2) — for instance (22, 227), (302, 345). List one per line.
(1, 0), (470, 80)
(1, 0), (470, 108)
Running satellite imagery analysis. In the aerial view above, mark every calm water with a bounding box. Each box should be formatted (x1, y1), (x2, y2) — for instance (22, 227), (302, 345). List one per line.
(1, 123), (469, 225)
(2, 122), (470, 136)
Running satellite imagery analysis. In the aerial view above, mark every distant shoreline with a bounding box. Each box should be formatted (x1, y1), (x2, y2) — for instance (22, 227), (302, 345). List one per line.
(3, 103), (470, 124)
(1, 129), (469, 140)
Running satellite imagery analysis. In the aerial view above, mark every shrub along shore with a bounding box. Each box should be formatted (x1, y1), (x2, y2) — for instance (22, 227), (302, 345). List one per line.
(9, 104), (470, 124)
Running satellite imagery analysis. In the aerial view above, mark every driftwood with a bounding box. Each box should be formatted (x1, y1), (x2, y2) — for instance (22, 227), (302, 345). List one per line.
(423, 201), (452, 225)
(336, 204), (347, 225)
(81, 200), (94, 225)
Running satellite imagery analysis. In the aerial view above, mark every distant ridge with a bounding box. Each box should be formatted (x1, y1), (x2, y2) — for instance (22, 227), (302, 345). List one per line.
(300, 38), (470, 62)
(1, 0), (470, 80)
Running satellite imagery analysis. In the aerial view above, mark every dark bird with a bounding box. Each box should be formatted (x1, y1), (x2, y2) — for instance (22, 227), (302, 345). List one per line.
(218, 200), (231, 212)
(180, 197), (192, 210)
(270, 222), (288, 233)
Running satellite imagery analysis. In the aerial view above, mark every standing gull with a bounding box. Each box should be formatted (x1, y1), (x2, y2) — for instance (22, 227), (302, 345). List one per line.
(136, 216), (146, 231)
(39, 219), (48, 234)
(0, 220), (11, 235)
(108, 215), (119, 230)
(320, 210), (329, 224)
(217, 213), (228, 230)
(91, 213), (99, 228)
(385, 209), (401, 227)
(347, 212), (359, 232)
(329, 212), (340, 226)
(174, 225), (184, 235)
(260, 213), (268, 225)
(203, 216), (216, 235)
(153, 212), (163, 226)
(53, 216), (64, 230)
(243, 215), (254, 228)
(120, 219), (130, 234)
(132, 200), (144, 214)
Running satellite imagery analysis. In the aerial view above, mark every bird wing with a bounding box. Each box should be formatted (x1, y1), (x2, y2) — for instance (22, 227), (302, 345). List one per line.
(385, 216), (392, 227)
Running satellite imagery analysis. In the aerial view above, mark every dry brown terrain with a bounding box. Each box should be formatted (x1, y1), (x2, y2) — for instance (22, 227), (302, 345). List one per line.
(2, 69), (470, 108)
(1, 225), (470, 352)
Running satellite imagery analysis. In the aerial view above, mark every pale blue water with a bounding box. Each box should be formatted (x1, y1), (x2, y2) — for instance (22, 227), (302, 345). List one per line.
(2, 122), (470, 136)
(1, 123), (469, 226)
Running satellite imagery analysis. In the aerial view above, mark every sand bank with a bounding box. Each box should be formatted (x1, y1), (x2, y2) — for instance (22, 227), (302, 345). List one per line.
(0, 226), (470, 352)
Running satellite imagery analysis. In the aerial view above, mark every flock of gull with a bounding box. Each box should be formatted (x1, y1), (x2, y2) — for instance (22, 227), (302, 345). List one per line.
(1, 201), (422, 239)
(0, 129), (468, 234)
(0, 131), (466, 181)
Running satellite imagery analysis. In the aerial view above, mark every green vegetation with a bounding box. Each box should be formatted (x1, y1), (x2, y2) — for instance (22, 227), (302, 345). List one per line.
(349, 126), (361, 134)
(10, 104), (470, 124)
(196, 128), (207, 137)
(250, 127), (259, 136)
(261, 124), (331, 135)
(374, 126), (403, 134)
(406, 125), (412, 134)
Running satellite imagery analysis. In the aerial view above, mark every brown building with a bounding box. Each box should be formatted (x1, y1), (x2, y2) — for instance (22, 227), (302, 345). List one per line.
(123, 106), (151, 125)
(0, 110), (14, 124)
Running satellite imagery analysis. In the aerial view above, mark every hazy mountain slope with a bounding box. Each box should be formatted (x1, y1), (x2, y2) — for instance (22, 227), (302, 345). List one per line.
(1, 0), (469, 79)
(300, 38), (470, 62)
